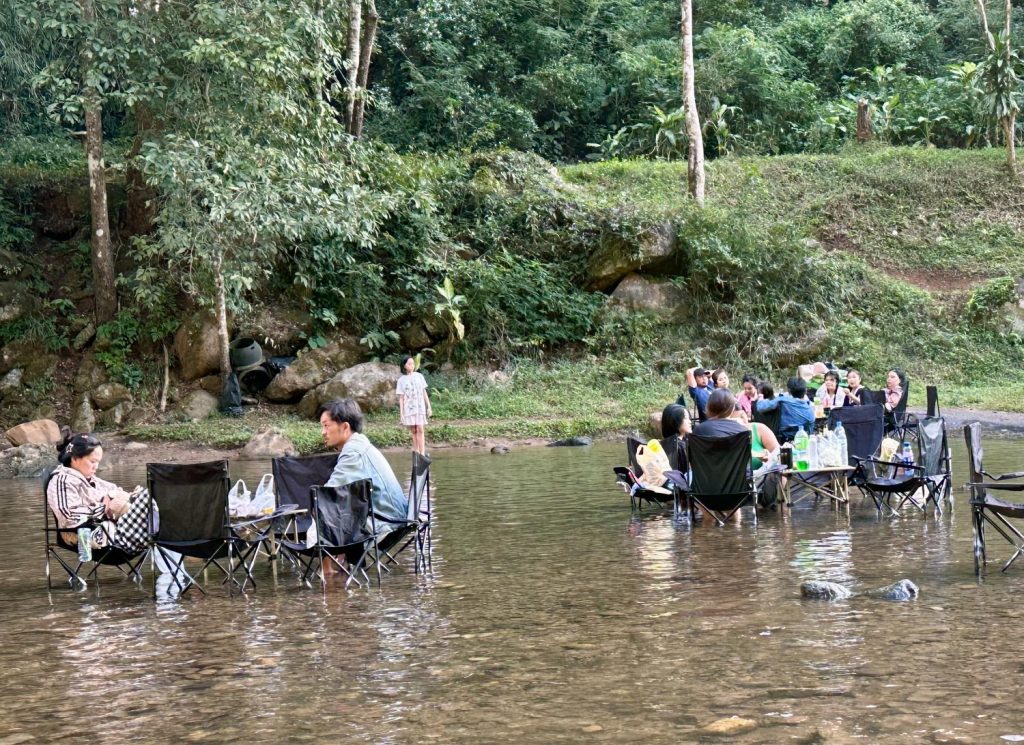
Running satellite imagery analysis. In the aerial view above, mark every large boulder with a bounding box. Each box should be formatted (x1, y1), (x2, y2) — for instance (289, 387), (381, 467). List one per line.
(5, 418), (62, 446)
(97, 403), (130, 429)
(0, 281), (37, 325)
(0, 443), (58, 479)
(33, 185), (90, 238)
(1, 338), (56, 382)
(609, 273), (688, 319)
(71, 395), (96, 433)
(238, 304), (314, 356)
(74, 353), (109, 394)
(263, 335), (363, 403)
(90, 382), (132, 411)
(586, 221), (677, 292)
(297, 361), (401, 418)
(174, 311), (224, 382)
(240, 428), (298, 459)
(772, 329), (829, 369)
(176, 390), (219, 422)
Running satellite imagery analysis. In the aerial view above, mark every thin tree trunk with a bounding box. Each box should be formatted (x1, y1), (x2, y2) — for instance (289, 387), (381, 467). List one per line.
(1005, 112), (1017, 173)
(80, 0), (116, 324)
(856, 99), (872, 143)
(344, 0), (362, 133)
(159, 341), (169, 412)
(976, 0), (992, 46)
(213, 252), (231, 384)
(125, 105), (157, 235)
(350, 0), (379, 138)
(680, 0), (705, 206)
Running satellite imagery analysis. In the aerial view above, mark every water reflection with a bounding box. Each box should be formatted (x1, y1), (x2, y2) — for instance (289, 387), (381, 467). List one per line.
(2, 436), (1024, 742)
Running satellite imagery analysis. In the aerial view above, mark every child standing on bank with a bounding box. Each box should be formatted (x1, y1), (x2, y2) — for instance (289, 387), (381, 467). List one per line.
(397, 356), (432, 455)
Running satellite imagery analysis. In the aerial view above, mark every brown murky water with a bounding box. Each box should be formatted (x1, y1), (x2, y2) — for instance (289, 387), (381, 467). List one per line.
(2, 435), (1024, 743)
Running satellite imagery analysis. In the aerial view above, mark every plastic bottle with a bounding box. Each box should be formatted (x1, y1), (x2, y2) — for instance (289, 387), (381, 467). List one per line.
(77, 527), (92, 563)
(900, 441), (914, 475)
(834, 420), (848, 467)
(794, 429), (810, 471)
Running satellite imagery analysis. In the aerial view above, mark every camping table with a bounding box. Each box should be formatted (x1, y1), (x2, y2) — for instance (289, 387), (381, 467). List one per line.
(228, 505), (308, 588)
(780, 465), (854, 514)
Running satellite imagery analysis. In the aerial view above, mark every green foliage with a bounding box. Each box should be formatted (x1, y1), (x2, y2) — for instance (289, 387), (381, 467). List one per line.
(95, 311), (143, 389)
(965, 276), (1018, 326)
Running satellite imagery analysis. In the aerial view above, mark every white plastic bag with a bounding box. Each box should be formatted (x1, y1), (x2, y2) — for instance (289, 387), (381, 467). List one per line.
(248, 473), (275, 516)
(635, 440), (673, 494)
(228, 479), (251, 516)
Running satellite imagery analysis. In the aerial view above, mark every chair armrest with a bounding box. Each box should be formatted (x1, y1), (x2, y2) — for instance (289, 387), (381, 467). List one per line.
(852, 456), (924, 473)
(663, 470), (689, 491)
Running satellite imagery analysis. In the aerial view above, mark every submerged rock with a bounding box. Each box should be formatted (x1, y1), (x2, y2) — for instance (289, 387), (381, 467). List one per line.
(864, 579), (919, 601)
(490, 445), (511, 455)
(800, 581), (853, 600)
(801, 578), (918, 601)
(703, 716), (757, 735)
(547, 436), (593, 447)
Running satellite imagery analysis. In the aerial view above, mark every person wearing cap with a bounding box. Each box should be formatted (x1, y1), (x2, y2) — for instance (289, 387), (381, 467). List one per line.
(681, 365), (714, 421)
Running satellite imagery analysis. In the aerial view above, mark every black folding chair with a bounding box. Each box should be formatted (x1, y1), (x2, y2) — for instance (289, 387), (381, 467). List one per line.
(43, 470), (150, 590)
(964, 423), (1024, 573)
(271, 452), (339, 568)
(613, 435), (675, 510)
(830, 404), (884, 492)
(279, 480), (379, 590)
(853, 439), (933, 518)
(368, 452), (433, 575)
(918, 416), (952, 512)
(147, 460), (248, 596)
(751, 402), (782, 442)
(886, 372), (915, 441)
(926, 384), (941, 418)
(681, 429), (757, 526)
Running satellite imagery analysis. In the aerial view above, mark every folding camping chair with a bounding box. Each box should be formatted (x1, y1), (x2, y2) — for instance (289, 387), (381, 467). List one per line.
(830, 404), (884, 493)
(680, 429), (758, 526)
(147, 460), (251, 595)
(852, 436), (934, 518)
(270, 452), (339, 568)
(367, 452), (433, 575)
(964, 422), (1024, 573)
(278, 480), (379, 590)
(752, 401), (783, 442)
(917, 415), (952, 512)
(613, 435), (676, 510)
(43, 471), (150, 590)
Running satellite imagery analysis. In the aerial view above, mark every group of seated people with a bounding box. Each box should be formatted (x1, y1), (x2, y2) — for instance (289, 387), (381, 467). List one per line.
(678, 363), (907, 443)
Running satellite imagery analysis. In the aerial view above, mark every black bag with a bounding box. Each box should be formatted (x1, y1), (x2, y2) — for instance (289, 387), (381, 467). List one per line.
(219, 371), (244, 417)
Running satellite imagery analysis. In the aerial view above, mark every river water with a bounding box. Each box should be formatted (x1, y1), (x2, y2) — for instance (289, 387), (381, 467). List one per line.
(2, 435), (1024, 743)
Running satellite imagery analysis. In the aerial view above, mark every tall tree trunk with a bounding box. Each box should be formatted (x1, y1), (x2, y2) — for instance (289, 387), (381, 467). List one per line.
(680, 0), (705, 206)
(125, 105), (157, 235)
(350, 0), (379, 138)
(344, 0), (362, 133)
(80, 0), (116, 324)
(1005, 0), (1016, 175)
(213, 251), (231, 384)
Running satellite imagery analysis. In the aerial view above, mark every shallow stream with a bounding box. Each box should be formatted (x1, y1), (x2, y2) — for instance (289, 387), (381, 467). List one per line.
(2, 436), (1023, 743)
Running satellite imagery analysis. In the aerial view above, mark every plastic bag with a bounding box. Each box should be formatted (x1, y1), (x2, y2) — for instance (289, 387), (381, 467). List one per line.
(228, 479), (251, 516)
(635, 439), (673, 494)
(248, 473), (275, 516)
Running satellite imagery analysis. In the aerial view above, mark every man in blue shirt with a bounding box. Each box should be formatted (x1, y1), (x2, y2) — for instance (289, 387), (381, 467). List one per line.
(679, 366), (714, 421)
(754, 377), (815, 442)
(317, 398), (408, 525)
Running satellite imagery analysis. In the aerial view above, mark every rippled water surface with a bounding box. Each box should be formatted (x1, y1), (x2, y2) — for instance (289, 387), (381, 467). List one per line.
(3, 436), (1024, 743)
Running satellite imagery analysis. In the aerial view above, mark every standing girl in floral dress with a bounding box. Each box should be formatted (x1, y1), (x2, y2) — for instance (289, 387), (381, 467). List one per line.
(396, 356), (432, 455)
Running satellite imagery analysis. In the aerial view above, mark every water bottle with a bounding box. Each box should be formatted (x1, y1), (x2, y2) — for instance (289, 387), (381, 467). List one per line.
(808, 434), (820, 469)
(794, 429), (810, 471)
(900, 441), (914, 475)
(77, 527), (93, 563)
(834, 420), (848, 466)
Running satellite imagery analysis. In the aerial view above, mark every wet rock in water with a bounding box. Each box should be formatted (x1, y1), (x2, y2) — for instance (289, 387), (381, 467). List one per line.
(547, 436), (593, 447)
(240, 427), (297, 459)
(865, 579), (919, 601)
(0, 443), (58, 479)
(490, 445), (511, 455)
(703, 716), (758, 735)
(800, 581), (853, 600)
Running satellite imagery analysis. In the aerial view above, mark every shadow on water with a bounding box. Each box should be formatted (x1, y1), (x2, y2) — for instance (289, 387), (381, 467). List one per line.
(2, 436), (1024, 742)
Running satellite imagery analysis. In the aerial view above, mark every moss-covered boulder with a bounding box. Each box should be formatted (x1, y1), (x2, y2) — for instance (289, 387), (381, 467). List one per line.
(264, 335), (362, 403)
(586, 221), (677, 292)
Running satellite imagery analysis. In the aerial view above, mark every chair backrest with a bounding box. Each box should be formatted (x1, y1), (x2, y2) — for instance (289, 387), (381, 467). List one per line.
(659, 435), (687, 473)
(918, 417), (948, 477)
(926, 385), (939, 418)
(311, 480), (372, 547)
(896, 373), (910, 417)
(752, 403), (782, 440)
(626, 435), (645, 474)
(147, 460), (230, 542)
(964, 423), (985, 496)
(272, 452), (338, 531)
(408, 451), (432, 521)
(829, 403), (884, 465)
(686, 429), (752, 498)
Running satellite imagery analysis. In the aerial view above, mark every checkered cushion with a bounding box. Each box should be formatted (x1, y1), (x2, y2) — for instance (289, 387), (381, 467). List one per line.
(110, 490), (155, 553)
